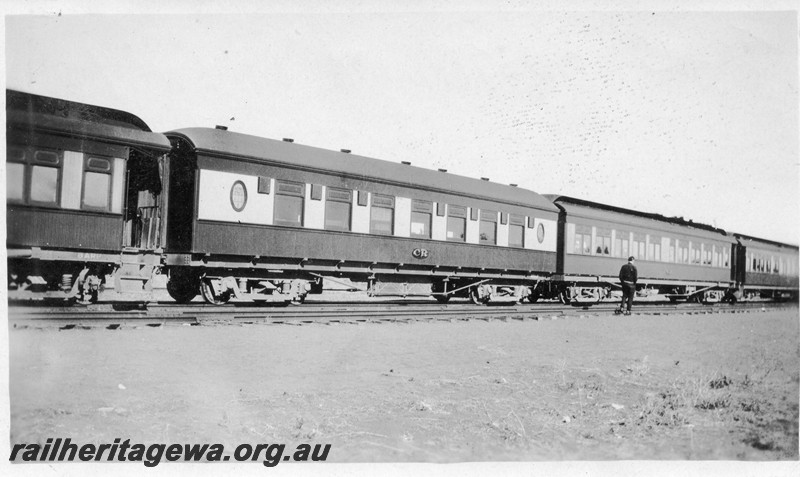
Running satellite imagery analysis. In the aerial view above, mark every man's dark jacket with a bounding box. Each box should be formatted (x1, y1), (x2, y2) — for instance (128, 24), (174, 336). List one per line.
(619, 263), (638, 283)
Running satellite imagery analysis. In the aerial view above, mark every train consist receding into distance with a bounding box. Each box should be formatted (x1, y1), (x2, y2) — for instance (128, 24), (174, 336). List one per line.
(6, 90), (799, 305)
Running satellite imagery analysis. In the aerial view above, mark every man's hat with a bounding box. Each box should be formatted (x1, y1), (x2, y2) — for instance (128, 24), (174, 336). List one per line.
(628, 256), (635, 261)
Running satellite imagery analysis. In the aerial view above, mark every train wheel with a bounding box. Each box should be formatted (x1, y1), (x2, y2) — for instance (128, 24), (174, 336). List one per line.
(558, 290), (570, 305)
(200, 279), (231, 305)
(434, 294), (451, 304)
(167, 276), (199, 304)
(470, 287), (489, 305)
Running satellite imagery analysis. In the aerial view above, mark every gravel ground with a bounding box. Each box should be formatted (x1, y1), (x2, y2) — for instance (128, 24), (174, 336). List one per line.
(7, 306), (799, 472)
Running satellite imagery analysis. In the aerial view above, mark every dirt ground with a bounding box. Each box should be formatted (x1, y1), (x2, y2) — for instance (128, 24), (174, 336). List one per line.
(8, 307), (799, 465)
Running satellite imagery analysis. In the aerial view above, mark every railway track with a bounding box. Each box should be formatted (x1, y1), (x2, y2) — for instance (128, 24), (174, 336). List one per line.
(7, 300), (795, 330)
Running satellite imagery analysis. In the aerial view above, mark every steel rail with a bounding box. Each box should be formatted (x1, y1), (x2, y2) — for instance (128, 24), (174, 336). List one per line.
(8, 301), (795, 330)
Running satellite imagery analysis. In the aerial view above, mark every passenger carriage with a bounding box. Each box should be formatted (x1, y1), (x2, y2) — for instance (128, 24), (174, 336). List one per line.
(161, 127), (559, 304)
(6, 90), (171, 301)
(733, 234), (799, 301)
(8, 90), (796, 307)
(543, 196), (738, 304)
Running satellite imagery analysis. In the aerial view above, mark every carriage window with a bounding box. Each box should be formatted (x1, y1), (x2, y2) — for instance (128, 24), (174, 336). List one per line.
(596, 229), (611, 255)
(508, 215), (525, 248)
(325, 187), (352, 231)
(446, 205), (466, 242)
(274, 180), (305, 227)
(479, 210), (497, 245)
(575, 233), (590, 254)
(370, 194), (394, 235)
(615, 231), (630, 258)
(574, 225), (591, 254)
(82, 156), (113, 211)
(6, 162), (25, 201)
(601, 236), (611, 255)
(34, 150), (60, 164)
(9, 146), (63, 206)
(631, 234), (645, 260)
(31, 148), (63, 205)
(410, 200), (432, 239)
(30, 165), (59, 204)
(677, 241), (688, 263)
(83, 172), (111, 210)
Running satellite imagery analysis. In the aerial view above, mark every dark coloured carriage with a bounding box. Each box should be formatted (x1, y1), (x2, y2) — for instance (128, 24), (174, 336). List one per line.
(160, 127), (559, 304)
(541, 196), (739, 304)
(6, 90), (171, 301)
(734, 234), (798, 301)
(6, 91), (797, 306)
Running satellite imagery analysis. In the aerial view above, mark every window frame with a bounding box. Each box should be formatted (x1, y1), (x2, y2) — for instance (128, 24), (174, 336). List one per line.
(6, 145), (27, 203)
(479, 210), (497, 245)
(574, 224), (591, 255)
(595, 228), (611, 256)
(10, 146), (64, 208)
(508, 215), (525, 248)
(410, 199), (433, 239)
(324, 187), (353, 232)
(273, 180), (306, 227)
(80, 155), (114, 212)
(369, 193), (395, 235)
(446, 204), (467, 242)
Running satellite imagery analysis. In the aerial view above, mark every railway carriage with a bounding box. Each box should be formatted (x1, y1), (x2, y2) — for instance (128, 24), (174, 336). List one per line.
(733, 234), (799, 301)
(542, 196), (738, 304)
(7, 90), (797, 307)
(6, 90), (172, 301)
(161, 127), (559, 304)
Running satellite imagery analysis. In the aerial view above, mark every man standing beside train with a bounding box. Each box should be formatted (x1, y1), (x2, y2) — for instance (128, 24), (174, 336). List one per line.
(619, 256), (638, 315)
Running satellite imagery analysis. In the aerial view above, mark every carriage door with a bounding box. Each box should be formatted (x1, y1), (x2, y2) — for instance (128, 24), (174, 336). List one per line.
(123, 150), (164, 250)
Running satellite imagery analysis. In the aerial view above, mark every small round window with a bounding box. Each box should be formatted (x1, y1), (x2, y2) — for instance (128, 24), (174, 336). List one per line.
(230, 180), (247, 212)
(536, 223), (545, 243)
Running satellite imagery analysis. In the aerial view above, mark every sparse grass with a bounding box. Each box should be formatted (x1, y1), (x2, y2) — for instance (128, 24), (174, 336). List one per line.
(11, 308), (798, 461)
(637, 389), (689, 429)
(624, 356), (650, 377)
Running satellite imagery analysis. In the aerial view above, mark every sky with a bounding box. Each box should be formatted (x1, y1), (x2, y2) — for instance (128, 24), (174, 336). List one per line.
(3, 1), (798, 245)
